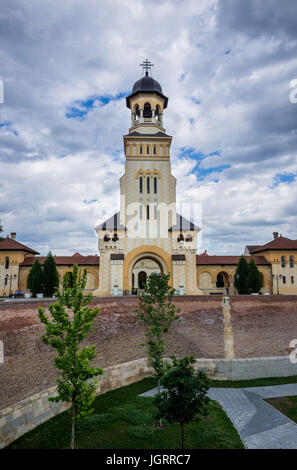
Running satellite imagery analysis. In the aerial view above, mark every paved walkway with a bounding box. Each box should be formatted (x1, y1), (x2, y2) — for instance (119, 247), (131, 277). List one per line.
(141, 383), (297, 449)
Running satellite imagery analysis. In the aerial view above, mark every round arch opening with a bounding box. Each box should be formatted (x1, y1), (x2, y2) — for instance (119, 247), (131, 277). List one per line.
(131, 255), (163, 294)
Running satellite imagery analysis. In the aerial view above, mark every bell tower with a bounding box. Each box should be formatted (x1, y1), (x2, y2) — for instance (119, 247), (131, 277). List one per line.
(95, 61), (202, 296)
(121, 60), (176, 238)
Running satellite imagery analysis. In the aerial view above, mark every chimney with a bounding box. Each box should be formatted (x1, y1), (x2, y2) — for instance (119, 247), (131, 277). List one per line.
(273, 232), (278, 240)
(10, 232), (16, 240)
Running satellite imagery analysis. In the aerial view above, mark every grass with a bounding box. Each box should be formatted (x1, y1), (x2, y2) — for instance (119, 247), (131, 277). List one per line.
(265, 396), (297, 424)
(211, 375), (297, 388)
(8, 378), (243, 449)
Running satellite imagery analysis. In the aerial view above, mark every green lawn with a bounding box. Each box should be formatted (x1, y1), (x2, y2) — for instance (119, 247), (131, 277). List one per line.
(211, 375), (297, 388)
(265, 396), (297, 424)
(8, 378), (243, 449)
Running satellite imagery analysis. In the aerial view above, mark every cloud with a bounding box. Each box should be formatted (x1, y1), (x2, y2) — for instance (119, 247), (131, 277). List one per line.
(1, 0), (297, 256)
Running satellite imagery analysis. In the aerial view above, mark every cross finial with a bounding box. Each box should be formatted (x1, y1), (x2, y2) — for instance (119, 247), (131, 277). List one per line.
(140, 59), (154, 76)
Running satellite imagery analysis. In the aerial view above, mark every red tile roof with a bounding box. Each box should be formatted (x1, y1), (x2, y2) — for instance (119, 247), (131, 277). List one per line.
(21, 255), (99, 266)
(250, 236), (297, 252)
(196, 255), (270, 265)
(0, 236), (39, 254)
(246, 245), (262, 253)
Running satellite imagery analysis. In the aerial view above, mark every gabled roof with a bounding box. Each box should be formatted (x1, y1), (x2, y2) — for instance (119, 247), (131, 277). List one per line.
(96, 212), (126, 232)
(196, 255), (270, 266)
(21, 255), (99, 266)
(245, 245), (262, 253)
(0, 236), (39, 254)
(168, 213), (200, 232)
(251, 236), (297, 253)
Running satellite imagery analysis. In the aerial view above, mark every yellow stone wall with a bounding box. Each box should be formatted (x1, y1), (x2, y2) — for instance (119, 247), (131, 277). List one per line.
(0, 250), (29, 296)
(18, 264), (99, 295)
(255, 249), (297, 294)
(196, 264), (272, 295)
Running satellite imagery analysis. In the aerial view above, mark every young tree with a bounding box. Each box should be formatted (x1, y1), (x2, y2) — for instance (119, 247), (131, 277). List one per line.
(43, 251), (59, 297)
(137, 273), (180, 395)
(154, 355), (210, 449)
(248, 258), (263, 293)
(27, 259), (44, 297)
(38, 264), (103, 449)
(234, 256), (250, 294)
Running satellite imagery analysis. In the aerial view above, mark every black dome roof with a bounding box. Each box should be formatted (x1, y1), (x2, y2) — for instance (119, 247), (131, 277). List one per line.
(126, 73), (168, 109)
(132, 75), (163, 94)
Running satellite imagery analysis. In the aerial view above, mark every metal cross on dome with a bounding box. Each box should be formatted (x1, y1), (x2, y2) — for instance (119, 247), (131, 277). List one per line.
(140, 59), (154, 75)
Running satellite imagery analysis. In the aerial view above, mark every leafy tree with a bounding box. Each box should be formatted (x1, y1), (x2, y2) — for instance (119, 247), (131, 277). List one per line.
(248, 258), (263, 293)
(154, 355), (210, 449)
(27, 259), (44, 297)
(137, 273), (180, 395)
(43, 251), (59, 297)
(38, 264), (103, 449)
(234, 256), (250, 294)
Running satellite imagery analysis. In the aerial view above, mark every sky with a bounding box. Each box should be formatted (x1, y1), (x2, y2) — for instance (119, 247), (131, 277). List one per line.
(0, 0), (297, 255)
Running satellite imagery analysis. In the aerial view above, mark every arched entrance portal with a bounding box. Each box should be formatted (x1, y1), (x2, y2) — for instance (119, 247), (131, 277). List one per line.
(132, 258), (162, 294)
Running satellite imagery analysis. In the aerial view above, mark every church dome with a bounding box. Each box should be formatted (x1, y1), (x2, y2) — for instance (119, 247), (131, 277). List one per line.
(132, 75), (163, 94)
(126, 70), (168, 109)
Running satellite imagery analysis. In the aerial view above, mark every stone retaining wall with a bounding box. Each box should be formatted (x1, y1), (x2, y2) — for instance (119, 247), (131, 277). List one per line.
(195, 356), (297, 380)
(0, 357), (153, 449)
(2, 355), (297, 448)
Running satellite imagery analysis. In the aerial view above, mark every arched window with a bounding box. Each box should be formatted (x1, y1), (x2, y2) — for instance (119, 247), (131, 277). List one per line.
(156, 104), (161, 120)
(146, 204), (150, 220)
(153, 146), (156, 155)
(139, 176), (143, 193)
(140, 145), (143, 155)
(216, 273), (225, 288)
(134, 104), (140, 118)
(104, 233), (110, 242)
(143, 102), (152, 118)
(147, 145), (150, 155)
(154, 176), (157, 194)
(290, 256), (294, 268)
(147, 176), (150, 194)
(5, 257), (9, 269)
(139, 204), (143, 220)
(281, 256), (286, 268)
(5, 275), (9, 286)
(186, 235), (193, 242)
(112, 233), (119, 242)
(177, 233), (184, 242)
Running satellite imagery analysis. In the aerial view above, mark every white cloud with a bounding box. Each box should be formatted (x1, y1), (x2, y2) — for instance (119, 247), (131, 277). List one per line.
(1, 0), (297, 255)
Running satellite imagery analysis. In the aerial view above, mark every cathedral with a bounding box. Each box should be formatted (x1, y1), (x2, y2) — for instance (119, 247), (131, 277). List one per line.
(1, 63), (297, 297)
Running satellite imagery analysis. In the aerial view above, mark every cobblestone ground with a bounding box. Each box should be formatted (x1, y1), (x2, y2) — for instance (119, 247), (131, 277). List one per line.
(142, 384), (297, 449)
